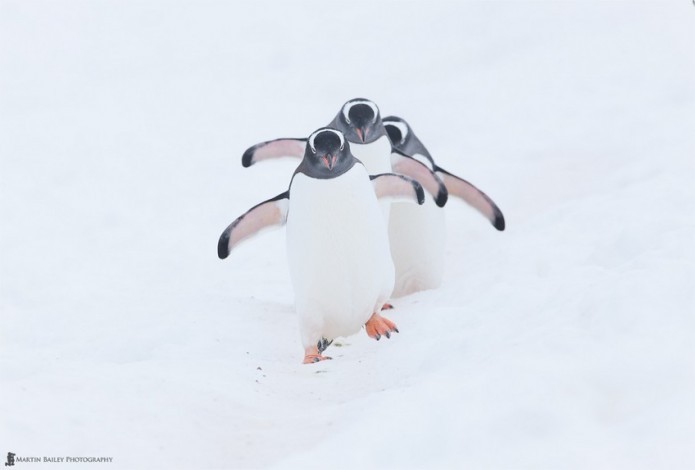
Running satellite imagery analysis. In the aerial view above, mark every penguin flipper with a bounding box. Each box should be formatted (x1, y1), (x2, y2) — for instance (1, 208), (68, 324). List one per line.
(370, 173), (425, 205)
(435, 165), (506, 231)
(390, 149), (448, 207)
(242, 138), (307, 167)
(217, 192), (290, 259)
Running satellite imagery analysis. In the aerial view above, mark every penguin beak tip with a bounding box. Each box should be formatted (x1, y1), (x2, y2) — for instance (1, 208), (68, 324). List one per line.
(356, 128), (366, 143)
(322, 154), (334, 170)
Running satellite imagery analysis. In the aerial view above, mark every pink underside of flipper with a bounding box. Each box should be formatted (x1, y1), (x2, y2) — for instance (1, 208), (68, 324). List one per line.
(439, 172), (496, 222)
(390, 154), (442, 200)
(372, 174), (422, 204)
(254, 139), (305, 162)
(229, 201), (286, 249)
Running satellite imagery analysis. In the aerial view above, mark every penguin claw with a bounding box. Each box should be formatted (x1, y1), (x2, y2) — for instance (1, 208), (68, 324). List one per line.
(365, 313), (398, 341)
(381, 303), (394, 311)
(317, 337), (333, 354)
(303, 345), (332, 364)
(303, 354), (332, 364)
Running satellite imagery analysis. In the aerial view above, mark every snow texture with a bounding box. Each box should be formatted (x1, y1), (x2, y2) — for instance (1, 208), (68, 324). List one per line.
(1, 1), (694, 468)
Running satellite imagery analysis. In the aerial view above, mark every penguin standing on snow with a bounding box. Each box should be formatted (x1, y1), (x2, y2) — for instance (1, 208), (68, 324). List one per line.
(218, 128), (426, 364)
(240, 99), (448, 305)
(383, 116), (505, 297)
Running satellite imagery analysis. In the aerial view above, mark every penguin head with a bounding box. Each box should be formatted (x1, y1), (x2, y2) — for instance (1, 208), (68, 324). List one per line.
(302, 127), (354, 178)
(383, 116), (411, 151)
(335, 98), (383, 144)
(383, 115), (433, 163)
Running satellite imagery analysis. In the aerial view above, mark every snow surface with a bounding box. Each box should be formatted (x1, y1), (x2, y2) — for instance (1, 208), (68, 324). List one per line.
(1, 1), (694, 468)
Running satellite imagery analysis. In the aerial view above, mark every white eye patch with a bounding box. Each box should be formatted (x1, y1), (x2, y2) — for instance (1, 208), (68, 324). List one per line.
(308, 128), (345, 153)
(342, 100), (379, 125)
(383, 120), (408, 144)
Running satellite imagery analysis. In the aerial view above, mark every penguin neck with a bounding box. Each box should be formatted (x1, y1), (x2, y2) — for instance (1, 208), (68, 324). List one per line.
(329, 116), (387, 145)
(350, 125), (387, 145)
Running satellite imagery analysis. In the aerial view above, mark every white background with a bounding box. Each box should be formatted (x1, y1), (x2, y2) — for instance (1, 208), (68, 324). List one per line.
(1, 1), (694, 468)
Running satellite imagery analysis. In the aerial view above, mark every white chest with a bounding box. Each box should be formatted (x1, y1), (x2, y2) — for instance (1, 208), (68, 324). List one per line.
(349, 135), (393, 175)
(350, 135), (393, 219)
(286, 167), (395, 345)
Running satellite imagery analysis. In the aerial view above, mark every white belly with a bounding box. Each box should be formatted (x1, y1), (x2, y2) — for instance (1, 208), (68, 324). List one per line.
(349, 135), (393, 220)
(388, 153), (446, 297)
(287, 166), (395, 348)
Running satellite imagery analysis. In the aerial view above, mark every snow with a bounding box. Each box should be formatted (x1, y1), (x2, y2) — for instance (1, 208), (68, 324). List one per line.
(1, 1), (694, 468)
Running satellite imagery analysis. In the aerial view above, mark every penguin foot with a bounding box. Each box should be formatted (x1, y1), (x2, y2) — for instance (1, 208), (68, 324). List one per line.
(381, 303), (395, 311)
(365, 313), (399, 341)
(302, 354), (332, 364)
(303, 346), (332, 364)
(317, 337), (333, 354)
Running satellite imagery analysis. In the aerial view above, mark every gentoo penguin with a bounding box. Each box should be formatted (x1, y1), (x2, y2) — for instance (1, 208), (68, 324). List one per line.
(383, 115), (505, 297)
(240, 99), (448, 305)
(241, 98), (448, 211)
(218, 128), (426, 364)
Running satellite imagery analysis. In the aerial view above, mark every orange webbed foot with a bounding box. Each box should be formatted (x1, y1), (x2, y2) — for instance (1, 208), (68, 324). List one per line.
(365, 312), (399, 341)
(302, 345), (332, 364)
(302, 354), (332, 364)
